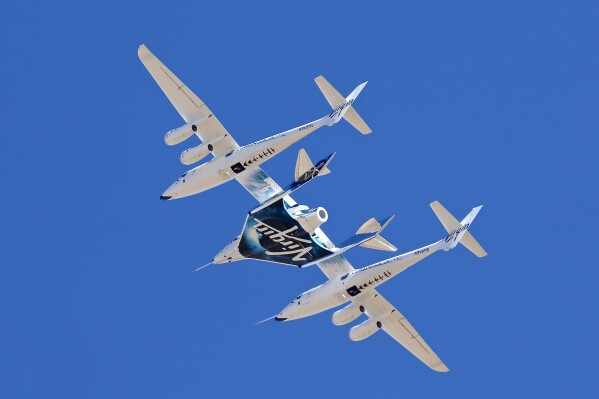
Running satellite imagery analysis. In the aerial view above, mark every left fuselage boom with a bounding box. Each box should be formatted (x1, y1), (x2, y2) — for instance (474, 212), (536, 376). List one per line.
(276, 240), (445, 322)
(161, 117), (329, 200)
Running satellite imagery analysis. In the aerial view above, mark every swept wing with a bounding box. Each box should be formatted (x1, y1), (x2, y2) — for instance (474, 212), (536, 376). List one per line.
(359, 291), (448, 372)
(313, 254), (448, 371)
(138, 44), (239, 156)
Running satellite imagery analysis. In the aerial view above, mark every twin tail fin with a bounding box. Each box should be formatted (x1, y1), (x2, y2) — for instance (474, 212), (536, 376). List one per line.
(315, 75), (372, 134)
(430, 201), (487, 257)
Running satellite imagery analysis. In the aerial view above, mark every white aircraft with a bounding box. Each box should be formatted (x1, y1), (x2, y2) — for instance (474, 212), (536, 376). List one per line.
(138, 44), (372, 201)
(138, 45), (488, 371)
(198, 147), (398, 270)
(271, 201), (487, 372)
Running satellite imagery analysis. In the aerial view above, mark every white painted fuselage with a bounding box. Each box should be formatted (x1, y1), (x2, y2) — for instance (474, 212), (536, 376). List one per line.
(275, 240), (446, 322)
(161, 117), (329, 200)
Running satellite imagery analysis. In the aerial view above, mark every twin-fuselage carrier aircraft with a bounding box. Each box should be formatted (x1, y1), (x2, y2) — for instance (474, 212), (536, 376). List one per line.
(139, 45), (487, 372)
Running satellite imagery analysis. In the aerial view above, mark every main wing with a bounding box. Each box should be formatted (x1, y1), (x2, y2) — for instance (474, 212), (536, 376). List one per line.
(315, 254), (355, 279)
(361, 291), (448, 372)
(138, 44), (240, 156)
(245, 151), (336, 208)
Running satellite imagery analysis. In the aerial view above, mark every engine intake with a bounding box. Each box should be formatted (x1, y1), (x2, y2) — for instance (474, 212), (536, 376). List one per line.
(289, 206), (328, 233)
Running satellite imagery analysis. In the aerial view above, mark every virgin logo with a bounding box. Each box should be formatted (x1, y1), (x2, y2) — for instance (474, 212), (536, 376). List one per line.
(445, 223), (470, 242)
(329, 99), (354, 119)
(252, 218), (313, 261)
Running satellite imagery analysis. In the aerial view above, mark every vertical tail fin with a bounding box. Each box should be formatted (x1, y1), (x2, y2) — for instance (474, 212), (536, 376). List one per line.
(294, 148), (333, 182)
(315, 75), (372, 134)
(356, 215), (397, 252)
(430, 201), (487, 257)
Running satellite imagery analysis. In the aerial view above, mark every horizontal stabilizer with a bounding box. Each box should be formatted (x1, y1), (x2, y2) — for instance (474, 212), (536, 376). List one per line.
(319, 165), (332, 176)
(360, 236), (397, 252)
(460, 232), (488, 257)
(356, 217), (382, 234)
(302, 215), (396, 267)
(430, 201), (487, 257)
(315, 75), (372, 134)
(357, 216), (397, 252)
(356, 215), (395, 235)
(430, 201), (461, 232)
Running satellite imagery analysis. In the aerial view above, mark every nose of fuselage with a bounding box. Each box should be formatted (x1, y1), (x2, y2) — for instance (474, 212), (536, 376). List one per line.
(275, 308), (291, 321)
(160, 182), (178, 200)
(160, 175), (189, 200)
(159, 163), (224, 201)
(276, 302), (298, 322)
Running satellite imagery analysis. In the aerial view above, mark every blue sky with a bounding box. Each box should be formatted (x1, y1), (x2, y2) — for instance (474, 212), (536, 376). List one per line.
(2, 1), (598, 397)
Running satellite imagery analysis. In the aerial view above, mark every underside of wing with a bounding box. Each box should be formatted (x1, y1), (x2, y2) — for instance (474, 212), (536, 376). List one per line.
(235, 167), (284, 203)
(364, 292), (449, 372)
(235, 198), (335, 266)
(316, 254), (355, 279)
(238, 149), (336, 208)
(138, 44), (239, 156)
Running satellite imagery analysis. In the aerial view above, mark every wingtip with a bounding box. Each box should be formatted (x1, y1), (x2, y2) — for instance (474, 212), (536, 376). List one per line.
(431, 361), (450, 372)
(138, 44), (149, 59)
(379, 214), (396, 230)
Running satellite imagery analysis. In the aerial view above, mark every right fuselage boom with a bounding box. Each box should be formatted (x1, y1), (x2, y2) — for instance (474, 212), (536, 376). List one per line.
(275, 240), (445, 322)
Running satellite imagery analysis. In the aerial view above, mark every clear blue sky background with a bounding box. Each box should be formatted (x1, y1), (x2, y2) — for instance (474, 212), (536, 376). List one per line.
(2, 1), (598, 398)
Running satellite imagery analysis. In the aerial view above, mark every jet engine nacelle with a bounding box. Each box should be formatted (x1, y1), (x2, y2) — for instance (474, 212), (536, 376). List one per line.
(180, 142), (214, 165)
(164, 115), (209, 146)
(349, 318), (383, 341)
(289, 206), (328, 233)
(332, 303), (365, 326)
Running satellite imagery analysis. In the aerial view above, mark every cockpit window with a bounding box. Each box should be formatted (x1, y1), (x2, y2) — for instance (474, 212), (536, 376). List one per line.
(340, 273), (349, 280)
(296, 294), (303, 299)
(181, 172), (187, 177)
(225, 150), (235, 157)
